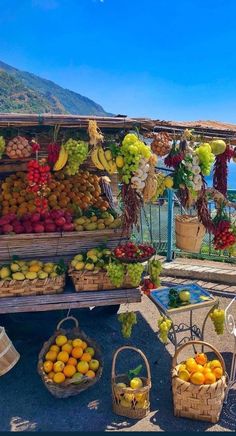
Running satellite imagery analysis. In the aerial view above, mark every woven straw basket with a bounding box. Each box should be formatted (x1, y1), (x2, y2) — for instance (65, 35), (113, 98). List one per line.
(69, 267), (132, 292)
(38, 316), (103, 398)
(112, 346), (151, 420)
(0, 327), (20, 376)
(0, 274), (65, 298)
(175, 215), (206, 253)
(172, 340), (227, 423)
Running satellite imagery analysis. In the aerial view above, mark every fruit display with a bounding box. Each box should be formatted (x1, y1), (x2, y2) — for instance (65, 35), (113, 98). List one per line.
(158, 316), (172, 344)
(114, 376), (148, 410)
(113, 242), (155, 262)
(151, 132), (171, 156)
(0, 136), (5, 158)
(118, 312), (137, 338)
(63, 139), (89, 176)
(5, 136), (32, 159)
(210, 308), (225, 335)
(74, 211), (121, 232)
(176, 353), (224, 385)
(53, 145), (68, 171)
(168, 287), (191, 308)
(42, 334), (101, 384)
(91, 146), (117, 175)
(195, 142), (215, 176)
(70, 247), (112, 273)
(0, 258), (65, 281)
(119, 133), (152, 185)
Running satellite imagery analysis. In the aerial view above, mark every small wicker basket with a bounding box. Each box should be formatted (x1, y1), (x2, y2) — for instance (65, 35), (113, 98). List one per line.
(38, 316), (103, 398)
(112, 346), (151, 420)
(172, 340), (227, 423)
(175, 215), (206, 253)
(0, 274), (65, 298)
(0, 326), (20, 376)
(69, 268), (133, 292)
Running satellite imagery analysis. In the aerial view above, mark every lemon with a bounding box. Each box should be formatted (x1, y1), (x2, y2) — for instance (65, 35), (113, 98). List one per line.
(12, 272), (25, 281)
(165, 176), (174, 189)
(25, 271), (37, 280)
(0, 267), (11, 280)
(116, 156), (124, 168)
(56, 335), (67, 346)
(120, 398), (132, 408)
(130, 377), (143, 389)
(85, 263), (94, 271)
(10, 263), (21, 272)
(75, 261), (85, 271)
(178, 369), (190, 382)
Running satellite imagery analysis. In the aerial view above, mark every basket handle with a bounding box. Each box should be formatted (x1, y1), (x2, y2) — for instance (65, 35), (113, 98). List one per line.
(56, 316), (79, 330)
(172, 340), (226, 373)
(111, 346), (151, 381)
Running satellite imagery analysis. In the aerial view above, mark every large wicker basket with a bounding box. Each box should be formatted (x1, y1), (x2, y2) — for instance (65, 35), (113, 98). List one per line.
(0, 326), (20, 376)
(0, 274), (65, 298)
(175, 215), (206, 253)
(112, 346), (151, 420)
(172, 340), (227, 423)
(69, 268), (133, 292)
(38, 316), (103, 398)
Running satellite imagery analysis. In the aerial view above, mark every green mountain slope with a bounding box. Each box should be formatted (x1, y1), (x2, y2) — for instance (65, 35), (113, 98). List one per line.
(0, 60), (109, 115)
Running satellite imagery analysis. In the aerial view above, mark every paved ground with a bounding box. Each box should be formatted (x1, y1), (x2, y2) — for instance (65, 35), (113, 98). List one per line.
(0, 290), (235, 432)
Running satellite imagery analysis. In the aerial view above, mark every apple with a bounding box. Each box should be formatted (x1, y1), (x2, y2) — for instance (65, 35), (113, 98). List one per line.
(89, 359), (100, 372)
(179, 290), (190, 302)
(85, 347), (95, 357)
(210, 139), (226, 156)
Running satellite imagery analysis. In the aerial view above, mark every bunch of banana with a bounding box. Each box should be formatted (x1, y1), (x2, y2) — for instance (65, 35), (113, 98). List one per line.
(53, 145), (68, 171)
(91, 146), (117, 175)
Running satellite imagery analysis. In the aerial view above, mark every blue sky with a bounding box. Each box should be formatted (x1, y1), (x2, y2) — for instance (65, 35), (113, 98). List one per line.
(0, 0), (236, 121)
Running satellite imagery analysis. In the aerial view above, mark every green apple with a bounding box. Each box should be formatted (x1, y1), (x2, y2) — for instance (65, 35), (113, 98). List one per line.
(89, 359), (100, 371)
(179, 290), (190, 302)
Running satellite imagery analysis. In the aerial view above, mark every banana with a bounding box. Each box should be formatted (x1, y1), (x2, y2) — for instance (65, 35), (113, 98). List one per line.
(91, 147), (104, 170)
(108, 160), (117, 175)
(53, 145), (68, 171)
(98, 146), (112, 173)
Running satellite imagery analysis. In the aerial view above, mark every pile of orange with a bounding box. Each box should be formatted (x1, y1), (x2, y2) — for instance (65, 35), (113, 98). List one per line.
(43, 334), (100, 384)
(177, 353), (223, 385)
(0, 170), (109, 217)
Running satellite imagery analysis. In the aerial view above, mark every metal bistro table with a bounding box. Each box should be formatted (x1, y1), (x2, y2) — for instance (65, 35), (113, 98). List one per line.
(148, 283), (218, 351)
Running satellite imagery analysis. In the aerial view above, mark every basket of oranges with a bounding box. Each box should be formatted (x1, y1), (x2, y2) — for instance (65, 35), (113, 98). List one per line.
(38, 316), (103, 398)
(172, 340), (227, 423)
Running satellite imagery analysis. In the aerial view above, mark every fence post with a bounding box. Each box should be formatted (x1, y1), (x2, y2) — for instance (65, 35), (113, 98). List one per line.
(166, 189), (174, 262)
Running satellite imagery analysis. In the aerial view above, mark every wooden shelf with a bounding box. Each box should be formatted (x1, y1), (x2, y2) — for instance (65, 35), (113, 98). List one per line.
(0, 287), (141, 314)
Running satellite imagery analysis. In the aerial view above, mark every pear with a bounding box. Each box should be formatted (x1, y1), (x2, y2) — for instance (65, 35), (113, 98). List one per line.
(12, 272), (25, 281)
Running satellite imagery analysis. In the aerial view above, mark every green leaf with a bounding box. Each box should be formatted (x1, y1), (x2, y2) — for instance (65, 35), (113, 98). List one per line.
(128, 364), (143, 380)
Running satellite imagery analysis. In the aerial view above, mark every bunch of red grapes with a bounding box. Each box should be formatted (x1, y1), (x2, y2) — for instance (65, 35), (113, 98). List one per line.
(213, 220), (236, 250)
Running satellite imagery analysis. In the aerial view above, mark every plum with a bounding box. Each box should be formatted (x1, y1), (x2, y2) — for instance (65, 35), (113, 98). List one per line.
(33, 223), (45, 233)
(2, 224), (14, 233)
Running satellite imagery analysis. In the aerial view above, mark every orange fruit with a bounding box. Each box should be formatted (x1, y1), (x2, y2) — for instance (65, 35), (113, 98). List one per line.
(195, 353), (207, 366)
(204, 371), (216, 384)
(202, 367), (212, 376)
(61, 343), (73, 354)
(43, 361), (53, 373)
(29, 264), (41, 273)
(56, 335), (68, 346)
(48, 371), (55, 380)
(45, 350), (58, 362)
(186, 358), (198, 373)
(68, 357), (77, 366)
(72, 338), (83, 348)
(53, 361), (65, 373)
(50, 345), (60, 353)
(85, 370), (96, 379)
(212, 367), (223, 380)
(77, 361), (89, 374)
(57, 351), (69, 363)
(190, 371), (205, 385)
(63, 364), (76, 378)
(71, 347), (83, 359)
(196, 364), (204, 373)
(81, 352), (92, 363)
(81, 341), (88, 350)
(209, 360), (222, 370)
(53, 372), (66, 384)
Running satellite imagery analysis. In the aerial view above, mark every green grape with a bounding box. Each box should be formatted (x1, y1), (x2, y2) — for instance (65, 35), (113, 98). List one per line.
(120, 134), (151, 183)
(64, 139), (88, 175)
(106, 262), (125, 288)
(127, 263), (144, 287)
(148, 259), (162, 286)
(210, 308), (225, 335)
(118, 311), (137, 338)
(195, 144), (215, 176)
(0, 136), (5, 159)
(158, 316), (172, 344)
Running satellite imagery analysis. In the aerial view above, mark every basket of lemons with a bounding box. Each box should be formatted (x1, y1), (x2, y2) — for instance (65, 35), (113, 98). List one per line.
(112, 346), (151, 419)
(172, 340), (227, 423)
(38, 316), (103, 398)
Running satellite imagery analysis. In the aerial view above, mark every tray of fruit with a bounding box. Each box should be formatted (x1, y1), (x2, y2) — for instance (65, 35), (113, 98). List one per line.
(38, 316), (103, 398)
(113, 242), (156, 263)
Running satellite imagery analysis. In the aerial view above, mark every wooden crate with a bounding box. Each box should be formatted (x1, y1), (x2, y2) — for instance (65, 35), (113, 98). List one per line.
(0, 274), (65, 298)
(69, 268), (133, 292)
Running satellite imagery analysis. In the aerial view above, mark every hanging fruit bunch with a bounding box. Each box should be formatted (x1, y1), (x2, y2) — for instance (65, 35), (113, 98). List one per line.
(213, 142), (234, 196)
(118, 312), (137, 338)
(212, 208), (236, 251)
(0, 136), (5, 159)
(157, 316), (172, 344)
(151, 132), (171, 157)
(89, 120), (117, 175)
(210, 308), (225, 335)
(195, 142), (215, 176)
(6, 136), (32, 159)
(63, 139), (89, 176)
(164, 140), (184, 168)
(27, 141), (51, 213)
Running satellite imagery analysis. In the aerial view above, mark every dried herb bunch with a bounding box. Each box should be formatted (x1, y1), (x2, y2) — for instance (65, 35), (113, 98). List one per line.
(121, 184), (143, 235)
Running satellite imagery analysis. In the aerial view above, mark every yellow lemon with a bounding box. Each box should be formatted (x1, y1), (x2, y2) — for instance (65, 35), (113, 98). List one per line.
(56, 335), (67, 347)
(130, 377), (143, 389)
(178, 369), (190, 382)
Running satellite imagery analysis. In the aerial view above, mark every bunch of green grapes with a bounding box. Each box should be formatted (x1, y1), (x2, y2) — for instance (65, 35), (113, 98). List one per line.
(148, 259), (162, 286)
(210, 308), (225, 335)
(158, 316), (172, 344)
(127, 263), (144, 287)
(195, 143), (214, 176)
(106, 262), (125, 287)
(0, 136), (5, 159)
(153, 172), (166, 200)
(120, 133), (151, 184)
(118, 311), (137, 338)
(64, 139), (88, 175)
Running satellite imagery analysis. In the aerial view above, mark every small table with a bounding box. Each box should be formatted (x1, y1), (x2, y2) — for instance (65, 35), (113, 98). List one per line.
(148, 283), (218, 351)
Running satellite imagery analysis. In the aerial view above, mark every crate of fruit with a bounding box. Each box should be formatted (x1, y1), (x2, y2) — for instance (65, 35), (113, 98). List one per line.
(172, 340), (227, 423)
(38, 316), (103, 398)
(0, 259), (66, 297)
(68, 247), (145, 292)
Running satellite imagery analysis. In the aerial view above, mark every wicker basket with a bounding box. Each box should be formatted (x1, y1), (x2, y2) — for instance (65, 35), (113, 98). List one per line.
(38, 316), (103, 398)
(0, 327), (20, 376)
(0, 274), (65, 298)
(175, 215), (206, 253)
(112, 346), (151, 420)
(69, 268), (133, 292)
(172, 340), (227, 423)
